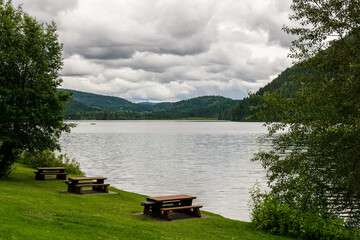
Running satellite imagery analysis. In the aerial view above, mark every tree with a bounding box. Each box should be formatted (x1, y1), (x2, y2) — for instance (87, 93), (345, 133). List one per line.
(252, 0), (360, 231)
(0, 1), (72, 178)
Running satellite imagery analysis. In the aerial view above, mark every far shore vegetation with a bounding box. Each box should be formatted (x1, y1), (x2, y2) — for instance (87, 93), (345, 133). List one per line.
(59, 64), (301, 121)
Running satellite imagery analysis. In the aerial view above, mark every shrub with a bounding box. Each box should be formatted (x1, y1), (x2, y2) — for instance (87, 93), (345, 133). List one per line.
(16, 150), (83, 175)
(250, 187), (360, 239)
(250, 187), (302, 236)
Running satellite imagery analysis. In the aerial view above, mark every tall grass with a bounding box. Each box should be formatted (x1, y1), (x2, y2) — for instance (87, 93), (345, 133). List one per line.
(16, 150), (83, 175)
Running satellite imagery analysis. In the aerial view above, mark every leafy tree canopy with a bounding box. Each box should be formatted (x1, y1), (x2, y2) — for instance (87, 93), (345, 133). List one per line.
(0, 0), (72, 177)
(224, 67), (302, 121)
(252, 0), (360, 231)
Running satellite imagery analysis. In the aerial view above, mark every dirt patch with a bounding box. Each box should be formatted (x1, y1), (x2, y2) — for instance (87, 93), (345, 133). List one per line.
(60, 190), (118, 195)
(23, 211), (53, 219)
(134, 212), (211, 222)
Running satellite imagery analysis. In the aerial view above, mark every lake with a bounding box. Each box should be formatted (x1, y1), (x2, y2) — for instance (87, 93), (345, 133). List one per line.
(59, 120), (271, 221)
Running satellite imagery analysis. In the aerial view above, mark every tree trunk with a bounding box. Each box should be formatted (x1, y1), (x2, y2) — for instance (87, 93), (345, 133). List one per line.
(0, 141), (15, 178)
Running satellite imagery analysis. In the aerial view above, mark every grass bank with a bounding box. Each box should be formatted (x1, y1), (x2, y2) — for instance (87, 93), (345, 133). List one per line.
(0, 165), (293, 240)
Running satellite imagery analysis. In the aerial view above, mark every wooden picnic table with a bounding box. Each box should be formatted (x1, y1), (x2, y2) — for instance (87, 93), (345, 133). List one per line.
(34, 167), (68, 180)
(142, 194), (202, 220)
(65, 177), (110, 194)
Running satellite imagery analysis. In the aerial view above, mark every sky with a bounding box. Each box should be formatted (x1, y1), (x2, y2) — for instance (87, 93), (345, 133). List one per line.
(13, 0), (295, 103)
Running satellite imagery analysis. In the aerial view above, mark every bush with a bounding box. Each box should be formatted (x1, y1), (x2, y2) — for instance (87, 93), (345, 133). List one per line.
(16, 150), (83, 175)
(250, 188), (360, 239)
(300, 212), (359, 240)
(250, 188), (302, 236)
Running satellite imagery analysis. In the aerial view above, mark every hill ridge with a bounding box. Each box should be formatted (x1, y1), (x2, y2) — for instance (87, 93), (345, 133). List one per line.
(59, 89), (239, 120)
(60, 64), (300, 121)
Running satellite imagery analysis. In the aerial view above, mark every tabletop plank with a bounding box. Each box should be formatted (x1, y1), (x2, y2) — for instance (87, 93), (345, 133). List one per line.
(147, 194), (196, 202)
(36, 167), (66, 170)
(68, 177), (107, 181)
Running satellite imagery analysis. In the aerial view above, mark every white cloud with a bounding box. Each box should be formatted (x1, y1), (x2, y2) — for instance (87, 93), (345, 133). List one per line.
(14, 0), (294, 102)
(62, 55), (104, 76)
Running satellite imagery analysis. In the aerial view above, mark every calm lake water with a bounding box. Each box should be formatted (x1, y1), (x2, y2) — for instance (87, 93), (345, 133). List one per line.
(59, 120), (271, 221)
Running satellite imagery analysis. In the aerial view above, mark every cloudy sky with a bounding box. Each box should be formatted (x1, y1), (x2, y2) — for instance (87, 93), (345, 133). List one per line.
(14, 0), (295, 103)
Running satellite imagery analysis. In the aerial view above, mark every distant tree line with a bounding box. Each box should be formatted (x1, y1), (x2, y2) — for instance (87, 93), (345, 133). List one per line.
(63, 95), (240, 120)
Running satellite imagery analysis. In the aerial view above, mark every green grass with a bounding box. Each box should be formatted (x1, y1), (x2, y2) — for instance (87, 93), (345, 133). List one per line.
(0, 165), (294, 240)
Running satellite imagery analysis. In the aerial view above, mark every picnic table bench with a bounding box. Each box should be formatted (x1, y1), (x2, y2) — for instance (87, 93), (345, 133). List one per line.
(64, 177), (110, 194)
(34, 167), (68, 180)
(141, 194), (202, 220)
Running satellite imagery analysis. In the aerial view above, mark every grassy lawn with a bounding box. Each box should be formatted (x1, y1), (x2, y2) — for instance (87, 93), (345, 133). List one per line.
(0, 165), (294, 240)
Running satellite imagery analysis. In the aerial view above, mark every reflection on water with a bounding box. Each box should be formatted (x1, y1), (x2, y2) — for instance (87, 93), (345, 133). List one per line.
(59, 120), (271, 221)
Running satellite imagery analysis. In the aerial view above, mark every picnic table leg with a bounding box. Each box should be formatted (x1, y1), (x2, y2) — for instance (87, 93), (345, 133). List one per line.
(56, 174), (65, 180)
(35, 172), (41, 180)
(35, 171), (45, 180)
(143, 205), (151, 215)
(152, 204), (161, 217)
(194, 208), (201, 217)
(186, 208), (201, 217)
(93, 179), (107, 192)
(95, 185), (109, 193)
(92, 185), (104, 192)
(57, 169), (67, 180)
(75, 186), (82, 194)
(67, 183), (76, 193)
(161, 211), (171, 221)
(69, 180), (81, 194)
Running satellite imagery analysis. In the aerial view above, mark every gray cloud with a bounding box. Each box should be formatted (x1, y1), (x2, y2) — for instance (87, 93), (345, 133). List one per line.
(13, 0), (79, 21)
(15, 0), (294, 102)
(155, 0), (216, 38)
(74, 46), (135, 60)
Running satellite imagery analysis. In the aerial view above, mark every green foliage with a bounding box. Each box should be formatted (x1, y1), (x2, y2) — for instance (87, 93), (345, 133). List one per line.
(60, 89), (155, 112)
(250, 0), (360, 237)
(165, 96), (239, 119)
(0, 1), (72, 177)
(250, 189), (359, 239)
(225, 67), (302, 121)
(16, 150), (83, 175)
(222, 96), (259, 121)
(250, 186), (302, 236)
(64, 99), (99, 115)
(61, 90), (238, 120)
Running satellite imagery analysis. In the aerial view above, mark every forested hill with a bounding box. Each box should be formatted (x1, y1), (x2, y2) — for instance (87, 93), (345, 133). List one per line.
(223, 67), (301, 121)
(59, 89), (154, 112)
(60, 89), (239, 120)
(152, 96), (239, 119)
(60, 64), (301, 121)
